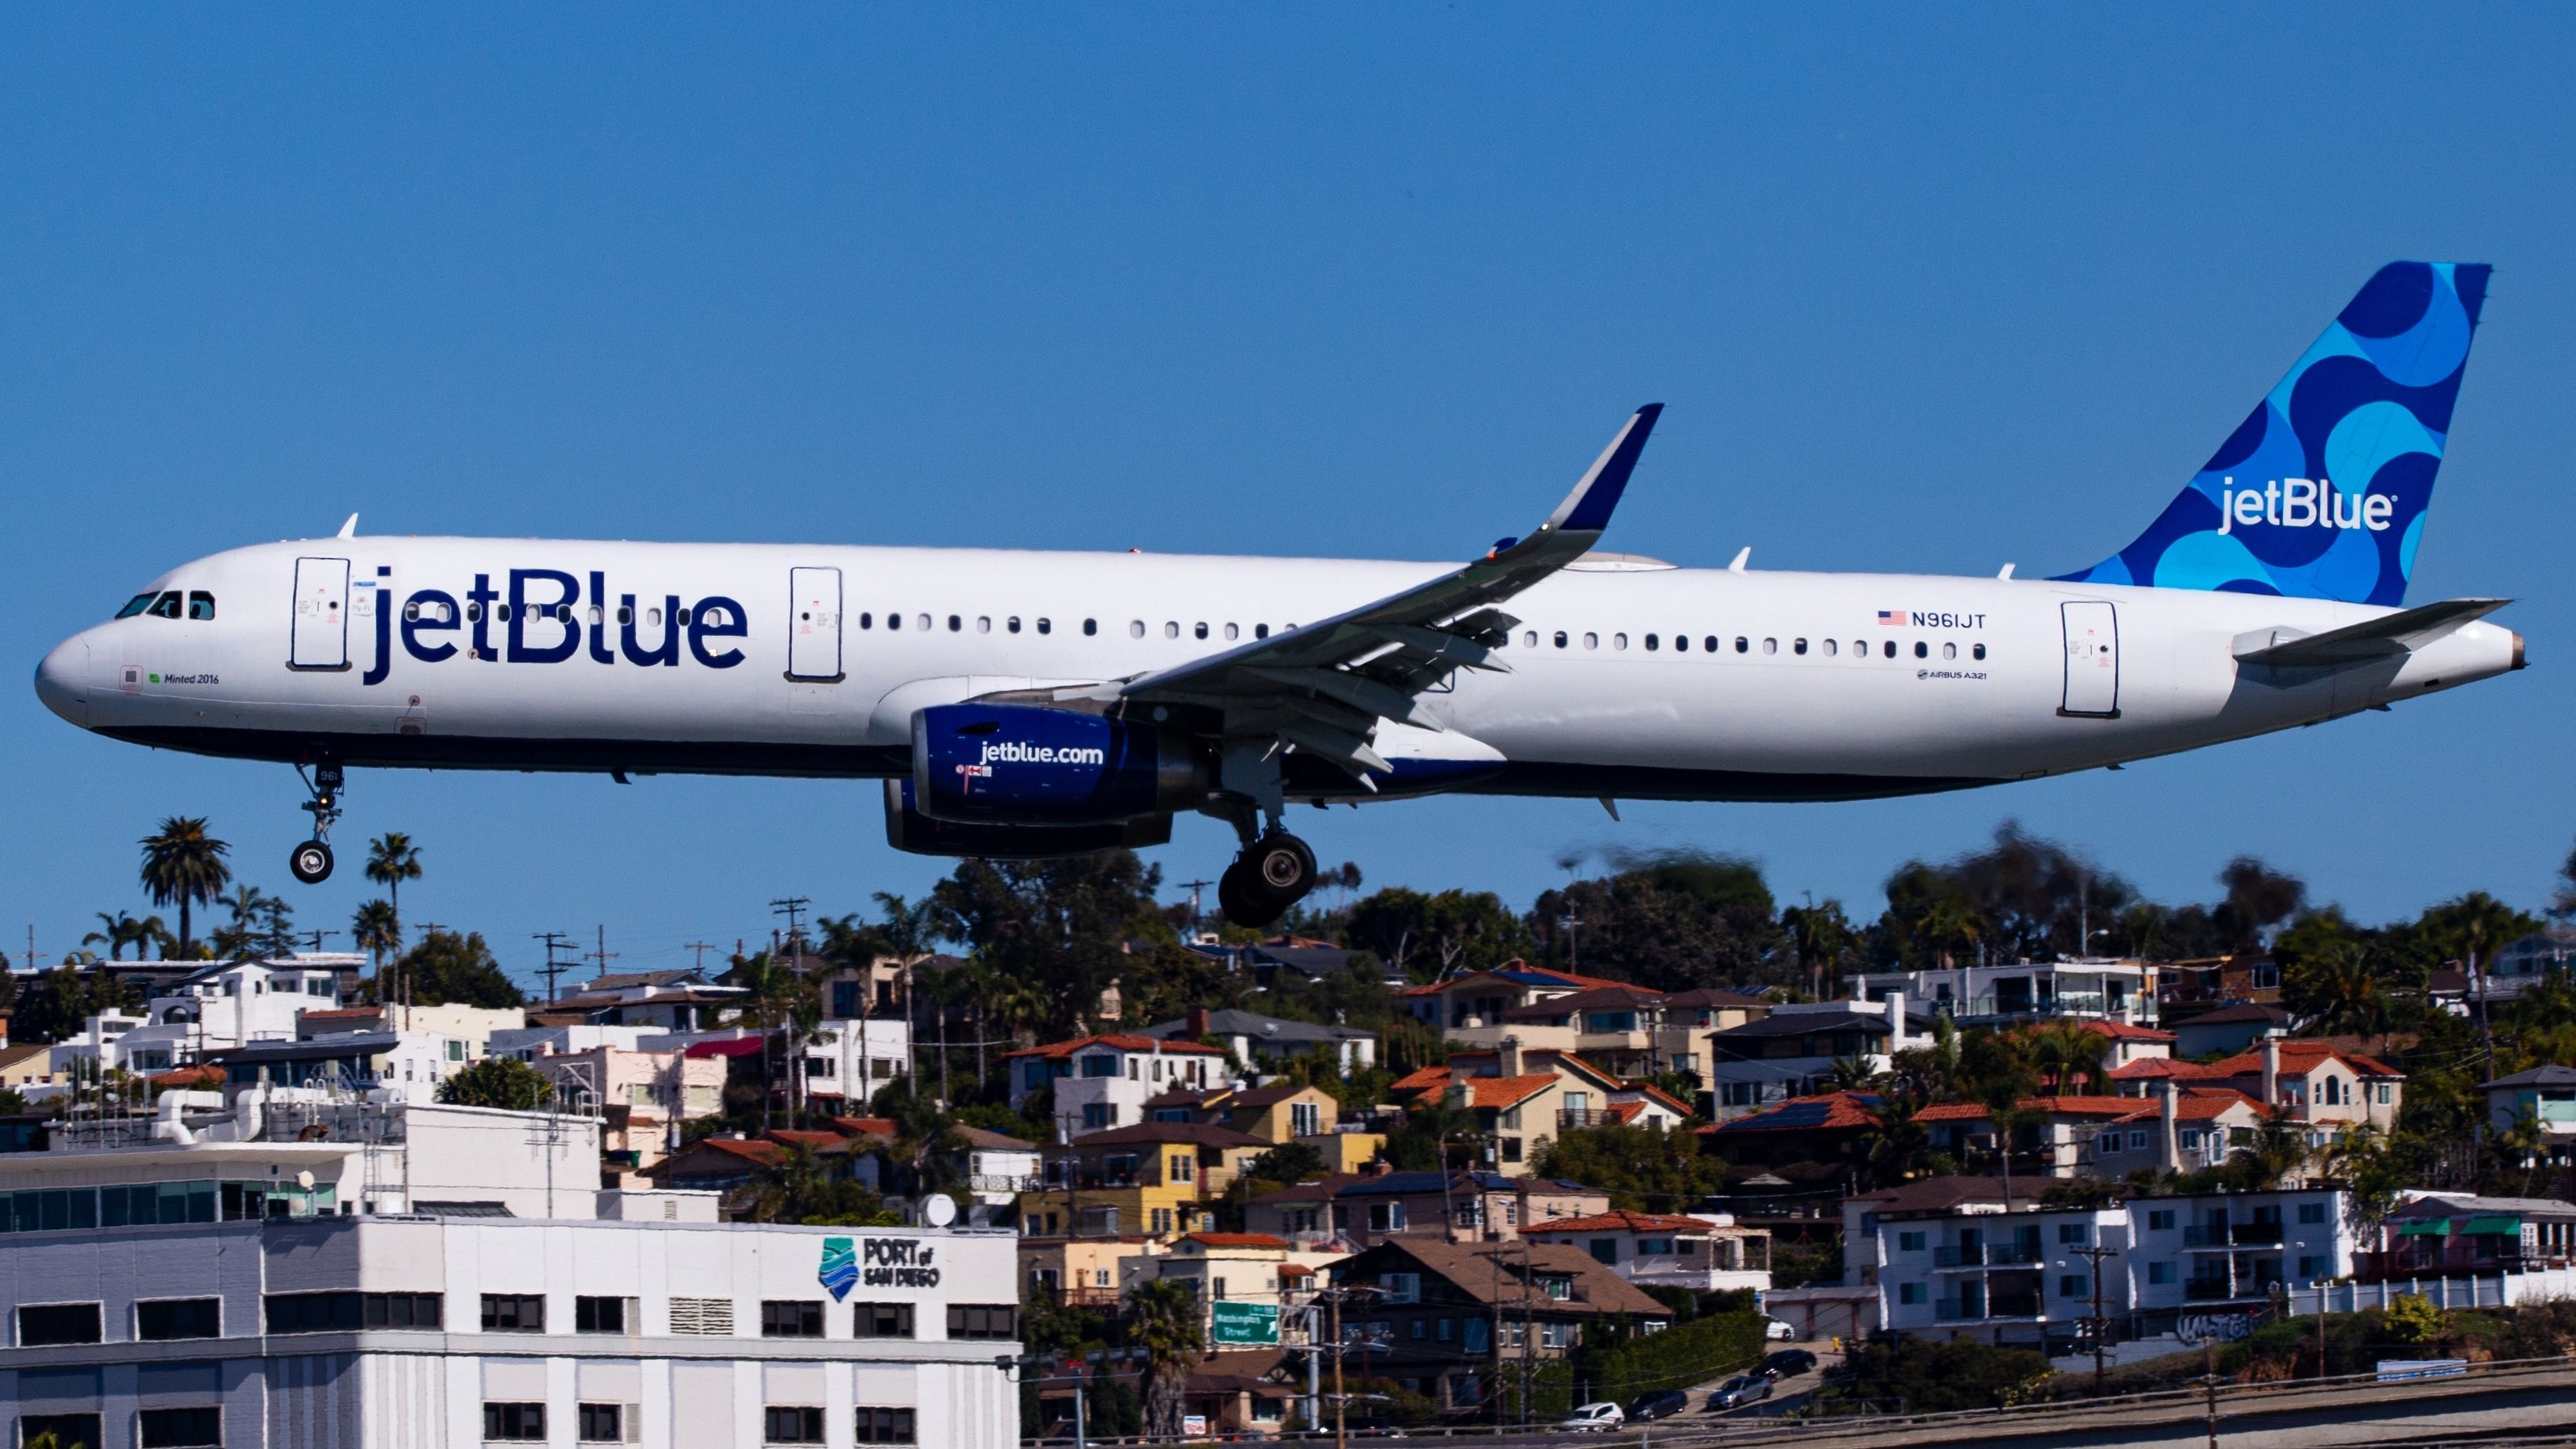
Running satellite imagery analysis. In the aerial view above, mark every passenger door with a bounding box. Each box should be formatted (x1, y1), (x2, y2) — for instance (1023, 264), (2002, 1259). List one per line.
(787, 566), (843, 681)
(2059, 600), (2119, 717)
(290, 557), (351, 670)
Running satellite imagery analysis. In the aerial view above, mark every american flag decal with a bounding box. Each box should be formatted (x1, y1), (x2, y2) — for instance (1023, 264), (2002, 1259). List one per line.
(1877, 609), (1906, 626)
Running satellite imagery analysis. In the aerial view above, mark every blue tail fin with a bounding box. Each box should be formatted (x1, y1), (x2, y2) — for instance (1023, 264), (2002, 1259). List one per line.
(2055, 261), (2491, 606)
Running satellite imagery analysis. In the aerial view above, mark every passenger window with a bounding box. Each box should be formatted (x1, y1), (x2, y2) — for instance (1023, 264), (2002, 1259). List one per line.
(975, 617), (990, 634)
(1793, 638), (1807, 655)
(1762, 638), (1777, 655)
(150, 592), (184, 619)
(648, 608), (665, 628)
(1704, 636), (1718, 652)
(1255, 623), (1269, 639)
(466, 603), (483, 623)
(1553, 631), (1568, 649)
(1914, 641), (1928, 659)
(1734, 637), (1748, 654)
(1081, 618), (1097, 635)
(556, 605), (572, 623)
(855, 612), (868, 628)
(1882, 640), (1895, 658)
(915, 613), (930, 630)
(1129, 621), (1145, 638)
(1852, 639), (1866, 657)
(1522, 631), (1537, 648)
(886, 612), (900, 630)
(188, 591), (217, 621)
(1611, 632), (1627, 650)
(1189, 622), (1205, 640)
(1823, 639), (1838, 657)
(497, 604), (513, 622)
(1223, 623), (1239, 641)
(586, 605), (601, 626)
(1973, 643), (1987, 660)
(116, 592), (157, 619)
(1673, 634), (1688, 652)
(947, 615), (962, 632)
(1037, 618), (1052, 634)
(1164, 621), (1179, 639)
(1007, 617), (1021, 633)
(1583, 632), (1599, 650)
(1644, 634), (1659, 651)
(1943, 641), (1957, 660)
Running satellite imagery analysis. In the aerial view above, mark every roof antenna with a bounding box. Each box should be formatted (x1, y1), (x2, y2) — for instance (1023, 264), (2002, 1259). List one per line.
(336, 513), (359, 539)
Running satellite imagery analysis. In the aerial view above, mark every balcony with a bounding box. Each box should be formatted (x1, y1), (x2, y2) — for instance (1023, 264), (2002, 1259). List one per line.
(1933, 1296), (2041, 1322)
(2183, 1278), (2242, 1301)
(2182, 1222), (2284, 1248)
(1933, 1243), (2042, 1268)
(1558, 1108), (1610, 1130)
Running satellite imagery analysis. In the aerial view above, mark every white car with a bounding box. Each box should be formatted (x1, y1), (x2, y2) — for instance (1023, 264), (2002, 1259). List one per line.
(1763, 1317), (1797, 1341)
(1557, 1403), (1625, 1433)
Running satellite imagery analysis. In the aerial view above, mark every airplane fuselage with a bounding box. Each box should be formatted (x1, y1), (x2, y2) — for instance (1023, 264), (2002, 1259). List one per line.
(33, 537), (2524, 803)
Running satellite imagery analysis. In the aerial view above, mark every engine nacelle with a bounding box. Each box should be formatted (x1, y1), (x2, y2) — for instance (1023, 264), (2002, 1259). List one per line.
(881, 781), (1172, 859)
(910, 703), (1204, 826)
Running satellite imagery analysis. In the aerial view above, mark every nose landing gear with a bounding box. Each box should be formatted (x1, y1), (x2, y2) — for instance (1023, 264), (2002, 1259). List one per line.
(1217, 830), (1318, 928)
(288, 761), (343, 885)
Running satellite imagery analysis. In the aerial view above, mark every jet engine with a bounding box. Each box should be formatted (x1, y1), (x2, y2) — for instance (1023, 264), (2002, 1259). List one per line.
(908, 702), (1206, 826)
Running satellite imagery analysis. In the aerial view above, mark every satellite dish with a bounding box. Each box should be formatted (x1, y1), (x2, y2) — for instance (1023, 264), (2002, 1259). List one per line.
(296, 1170), (316, 1190)
(922, 1193), (958, 1228)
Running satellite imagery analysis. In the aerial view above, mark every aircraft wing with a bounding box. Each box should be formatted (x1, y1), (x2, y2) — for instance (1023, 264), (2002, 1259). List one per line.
(1075, 404), (1664, 779)
(2233, 597), (2511, 670)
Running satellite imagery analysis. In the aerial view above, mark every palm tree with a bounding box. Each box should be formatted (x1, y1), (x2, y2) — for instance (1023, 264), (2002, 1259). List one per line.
(364, 833), (423, 933)
(1861, 1091), (1930, 1187)
(353, 899), (402, 981)
(84, 910), (157, 961)
(1128, 1277), (1205, 1439)
(139, 817), (231, 958)
(873, 891), (941, 1099)
(2028, 1019), (2104, 1095)
(2238, 1108), (2312, 1189)
(728, 950), (807, 1132)
(212, 885), (274, 961)
(1784, 899), (1857, 999)
(1913, 896), (1982, 970)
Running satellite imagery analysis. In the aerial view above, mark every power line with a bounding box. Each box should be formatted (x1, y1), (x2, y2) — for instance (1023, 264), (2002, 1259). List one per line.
(532, 931), (575, 1004)
(586, 925), (619, 980)
(770, 897), (812, 957)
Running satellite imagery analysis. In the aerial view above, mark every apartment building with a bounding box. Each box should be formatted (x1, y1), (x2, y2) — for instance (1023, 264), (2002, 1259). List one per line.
(1001, 1035), (1228, 1133)
(1015, 1121), (1270, 1240)
(1326, 1235), (1670, 1412)
(1702, 999), (1918, 1121)
(1852, 961), (2159, 1028)
(1521, 1210), (1770, 1293)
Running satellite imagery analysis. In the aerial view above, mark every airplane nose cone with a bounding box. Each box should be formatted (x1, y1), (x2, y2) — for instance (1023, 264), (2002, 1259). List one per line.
(35, 635), (90, 727)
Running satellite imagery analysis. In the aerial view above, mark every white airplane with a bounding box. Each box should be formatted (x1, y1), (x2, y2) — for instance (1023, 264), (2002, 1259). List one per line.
(35, 262), (2523, 926)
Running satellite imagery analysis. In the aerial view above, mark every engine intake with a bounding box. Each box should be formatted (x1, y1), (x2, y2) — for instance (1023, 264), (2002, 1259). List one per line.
(882, 781), (1172, 858)
(910, 703), (1204, 826)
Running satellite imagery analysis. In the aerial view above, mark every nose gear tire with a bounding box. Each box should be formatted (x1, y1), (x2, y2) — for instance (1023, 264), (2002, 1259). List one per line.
(1218, 832), (1319, 928)
(290, 839), (335, 885)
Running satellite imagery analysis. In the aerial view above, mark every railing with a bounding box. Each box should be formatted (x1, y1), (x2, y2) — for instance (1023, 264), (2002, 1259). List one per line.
(1557, 1108), (1610, 1130)
(972, 1174), (1042, 1195)
(2183, 1222), (2284, 1246)
(2184, 1277), (2242, 1301)
(1933, 1243), (2041, 1268)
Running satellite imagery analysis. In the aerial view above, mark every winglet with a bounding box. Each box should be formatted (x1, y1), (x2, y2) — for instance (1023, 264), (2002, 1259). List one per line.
(336, 513), (359, 539)
(1543, 403), (1663, 537)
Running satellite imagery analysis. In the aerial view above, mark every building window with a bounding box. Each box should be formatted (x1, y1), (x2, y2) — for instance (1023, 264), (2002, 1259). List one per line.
(481, 1294), (546, 1332)
(2299, 1255), (2325, 1278)
(484, 1403), (547, 1441)
(765, 1406), (826, 1444)
(852, 1303), (915, 1338)
(21, 1419), (102, 1449)
(2148, 1261), (2176, 1285)
(2298, 1201), (2329, 1225)
(2148, 1208), (2177, 1230)
(1897, 1230), (1926, 1252)
(139, 1406), (223, 1447)
(2058, 1223), (2089, 1245)
(1899, 1282), (1926, 1305)
(1168, 1153), (1194, 1183)
(138, 1297), (221, 1340)
(1587, 1237), (1619, 1265)
(1368, 1203), (1406, 1232)
(1539, 1321), (1572, 1348)
(854, 1408), (918, 1443)
(948, 1304), (1017, 1339)
(668, 1297), (735, 1335)
(575, 1296), (630, 1334)
(762, 1300), (825, 1337)
(577, 1403), (626, 1442)
(1291, 1102), (1322, 1137)
(2060, 1275), (2088, 1297)
(18, 1301), (103, 1345)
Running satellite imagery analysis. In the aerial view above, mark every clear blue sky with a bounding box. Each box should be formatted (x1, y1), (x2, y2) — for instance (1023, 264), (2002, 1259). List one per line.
(5, 8), (2571, 987)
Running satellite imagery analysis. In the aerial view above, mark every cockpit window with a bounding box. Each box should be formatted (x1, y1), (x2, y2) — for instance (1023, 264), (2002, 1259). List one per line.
(188, 591), (217, 621)
(116, 592), (157, 619)
(147, 592), (184, 620)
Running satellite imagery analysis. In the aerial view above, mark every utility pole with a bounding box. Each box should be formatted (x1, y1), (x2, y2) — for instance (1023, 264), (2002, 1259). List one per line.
(586, 926), (618, 981)
(532, 932), (575, 1005)
(683, 940), (718, 975)
(2072, 1243), (2119, 1395)
(770, 897), (812, 957)
(1557, 910), (1583, 972)
(2197, 1333), (2221, 1449)
(304, 928), (338, 955)
(1177, 879), (1214, 939)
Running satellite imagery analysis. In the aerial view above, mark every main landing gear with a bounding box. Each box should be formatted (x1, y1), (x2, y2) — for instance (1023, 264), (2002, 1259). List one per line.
(288, 761), (343, 885)
(1217, 830), (1318, 928)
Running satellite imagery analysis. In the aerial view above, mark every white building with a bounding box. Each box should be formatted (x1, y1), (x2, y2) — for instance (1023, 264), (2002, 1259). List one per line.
(1849, 1176), (2355, 1350)
(206, 1032), (468, 1106)
(803, 1017), (915, 1111)
(0, 1083), (1021, 1448)
(1703, 997), (1919, 1120)
(1853, 959), (2160, 1028)
(116, 956), (369, 1072)
(1522, 1210), (1770, 1294)
(1002, 1034), (1228, 1132)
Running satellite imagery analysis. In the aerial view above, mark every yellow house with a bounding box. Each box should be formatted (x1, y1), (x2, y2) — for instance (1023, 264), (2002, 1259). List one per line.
(1017, 1121), (1273, 1239)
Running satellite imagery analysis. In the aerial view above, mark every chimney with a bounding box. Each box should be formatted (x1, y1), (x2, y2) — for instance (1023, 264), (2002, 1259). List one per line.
(1883, 991), (1906, 1051)
(1497, 1035), (1523, 1078)
(2260, 1035), (2280, 1108)
(2159, 1081), (2180, 1168)
(1186, 1006), (1210, 1039)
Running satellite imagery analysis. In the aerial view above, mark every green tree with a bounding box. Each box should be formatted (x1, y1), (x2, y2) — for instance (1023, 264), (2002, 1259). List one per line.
(1531, 1122), (1725, 1212)
(210, 884), (272, 961)
(436, 1056), (555, 1112)
(1531, 851), (1781, 990)
(930, 853), (1164, 1038)
(396, 930), (527, 1009)
(139, 816), (231, 958)
(1346, 887), (1532, 982)
(1781, 898), (1858, 998)
(352, 899), (403, 977)
(363, 832), (423, 930)
(9, 964), (142, 1044)
(2026, 1019), (2105, 1095)
(83, 910), (168, 962)
(1128, 1277), (1204, 1439)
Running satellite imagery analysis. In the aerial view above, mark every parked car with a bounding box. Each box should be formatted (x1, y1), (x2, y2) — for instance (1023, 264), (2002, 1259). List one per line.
(1761, 1348), (1820, 1380)
(1557, 1402), (1626, 1432)
(1343, 1419), (1407, 1439)
(1708, 1374), (1774, 1411)
(1763, 1316), (1798, 1341)
(1624, 1390), (1691, 1422)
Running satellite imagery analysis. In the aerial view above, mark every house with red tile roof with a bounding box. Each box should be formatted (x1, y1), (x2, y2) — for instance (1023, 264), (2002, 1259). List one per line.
(2197, 1037), (2404, 1133)
(1913, 1095), (2196, 1178)
(1700, 1091), (1883, 1170)
(1389, 1038), (1630, 1175)
(1522, 1208), (1770, 1293)
(1002, 1032), (1230, 1135)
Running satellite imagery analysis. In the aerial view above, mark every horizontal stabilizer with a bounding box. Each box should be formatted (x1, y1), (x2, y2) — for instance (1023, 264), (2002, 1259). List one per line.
(2233, 597), (2509, 669)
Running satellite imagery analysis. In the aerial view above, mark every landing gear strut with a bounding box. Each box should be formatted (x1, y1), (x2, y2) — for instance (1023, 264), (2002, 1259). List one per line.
(289, 761), (343, 885)
(1218, 831), (1318, 928)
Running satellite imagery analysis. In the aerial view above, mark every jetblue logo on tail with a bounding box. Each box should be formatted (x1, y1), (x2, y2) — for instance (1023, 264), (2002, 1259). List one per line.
(2056, 261), (2490, 606)
(2214, 478), (2395, 534)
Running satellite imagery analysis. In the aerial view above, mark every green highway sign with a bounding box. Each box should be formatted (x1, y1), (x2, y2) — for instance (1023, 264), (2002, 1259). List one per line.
(1210, 1300), (1279, 1346)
